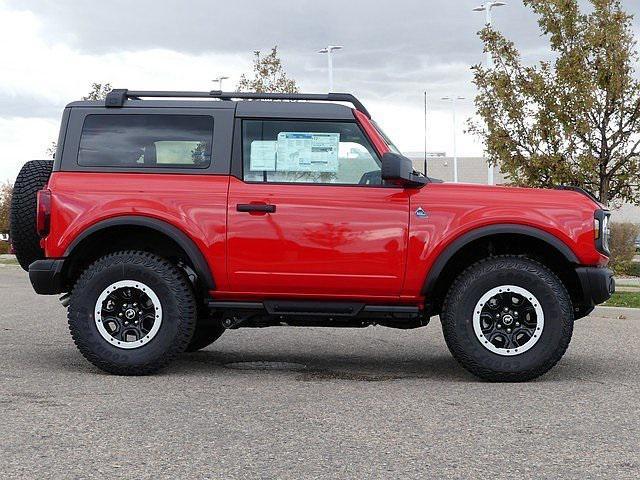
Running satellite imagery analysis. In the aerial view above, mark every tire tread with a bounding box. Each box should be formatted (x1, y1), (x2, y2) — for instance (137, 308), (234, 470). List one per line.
(441, 255), (574, 382)
(67, 250), (196, 375)
(10, 160), (53, 271)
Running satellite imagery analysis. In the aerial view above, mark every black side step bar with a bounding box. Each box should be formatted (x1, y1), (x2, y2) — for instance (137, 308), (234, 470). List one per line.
(265, 301), (363, 317)
(208, 301), (263, 310)
(207, 300), (420, 317)
(207, 300), (426, 330)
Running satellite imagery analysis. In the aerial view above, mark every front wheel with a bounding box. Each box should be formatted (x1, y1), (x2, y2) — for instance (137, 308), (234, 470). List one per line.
(68, 251), (197, 375)
(441, 256), (574, 382)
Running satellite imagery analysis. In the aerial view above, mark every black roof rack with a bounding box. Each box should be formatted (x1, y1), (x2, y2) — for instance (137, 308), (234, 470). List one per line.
(104, 89), (371, 118)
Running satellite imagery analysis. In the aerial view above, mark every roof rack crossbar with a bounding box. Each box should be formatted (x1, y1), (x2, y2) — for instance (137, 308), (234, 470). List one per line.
(104, 89), (371, 118)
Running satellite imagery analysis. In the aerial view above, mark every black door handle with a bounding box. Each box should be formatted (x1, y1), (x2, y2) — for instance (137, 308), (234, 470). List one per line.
(237, 203), (276, 213)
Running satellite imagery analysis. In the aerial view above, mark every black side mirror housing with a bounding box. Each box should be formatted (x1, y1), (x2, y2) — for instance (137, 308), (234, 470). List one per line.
(381, 152), (428, 188)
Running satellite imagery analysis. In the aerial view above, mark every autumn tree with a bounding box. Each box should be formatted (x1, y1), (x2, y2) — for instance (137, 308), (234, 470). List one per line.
(0, 182), (13, 234)
(237, 46), (299, 93)
(470, 0), (640, 206)
(82, 82), (112, 101)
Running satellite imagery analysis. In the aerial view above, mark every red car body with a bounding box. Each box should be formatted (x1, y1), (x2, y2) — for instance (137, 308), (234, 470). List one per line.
(39, 107), (607, 309)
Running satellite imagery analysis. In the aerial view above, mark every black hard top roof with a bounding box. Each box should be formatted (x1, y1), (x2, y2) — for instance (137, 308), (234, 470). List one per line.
(67, 89), (369, 121)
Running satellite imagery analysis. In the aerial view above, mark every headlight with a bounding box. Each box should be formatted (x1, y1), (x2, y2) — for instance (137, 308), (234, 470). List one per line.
(594, 210), (611, 255)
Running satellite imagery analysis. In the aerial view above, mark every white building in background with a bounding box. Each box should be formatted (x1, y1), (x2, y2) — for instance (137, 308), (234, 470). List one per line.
(406, 153), (640, 225)
(406, 154), (506, 185)
(614, 203), (640, 224)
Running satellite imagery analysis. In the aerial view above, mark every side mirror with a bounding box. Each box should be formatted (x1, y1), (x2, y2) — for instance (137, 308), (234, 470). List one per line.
(381, 152), (428, 188)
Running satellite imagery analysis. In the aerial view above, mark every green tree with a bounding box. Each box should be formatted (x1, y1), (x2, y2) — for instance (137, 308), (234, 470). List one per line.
(237, 46), (299, 93)
(47, 82), (112, 158)
(470, 0), (640, 206)
(0, 182), (13, 234)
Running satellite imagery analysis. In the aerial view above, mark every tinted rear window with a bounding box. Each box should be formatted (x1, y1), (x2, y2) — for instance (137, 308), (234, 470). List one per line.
(78, 114), (214, 169)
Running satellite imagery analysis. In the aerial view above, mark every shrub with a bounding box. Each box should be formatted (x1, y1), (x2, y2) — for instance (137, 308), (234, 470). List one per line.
(0, 242), (9, 255)
(629, 261), (640, 278)
(609, 222), (640, 275)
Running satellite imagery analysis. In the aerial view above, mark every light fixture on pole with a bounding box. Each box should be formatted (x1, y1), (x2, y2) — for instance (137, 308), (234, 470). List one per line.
(474, 2), (507, 185)
(318, 45), (343, 92)
(212, 75), (230, 91)
(424, 91), (428, 176)
(441, 96), (466, 183)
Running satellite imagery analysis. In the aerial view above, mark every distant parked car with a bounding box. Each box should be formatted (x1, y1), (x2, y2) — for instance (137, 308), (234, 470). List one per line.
(0, 233), (10, 242)
(635, 235), (640, 252)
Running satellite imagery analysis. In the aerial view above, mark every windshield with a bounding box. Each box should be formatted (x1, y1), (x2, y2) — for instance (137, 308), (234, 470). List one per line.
(371, 121), (401, 154)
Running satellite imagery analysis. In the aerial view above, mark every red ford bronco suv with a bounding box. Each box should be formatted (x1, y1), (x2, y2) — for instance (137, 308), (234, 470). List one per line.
(11, 89), (614, 381)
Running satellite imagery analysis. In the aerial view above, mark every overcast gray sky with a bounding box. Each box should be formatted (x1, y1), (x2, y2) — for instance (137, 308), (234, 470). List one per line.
(1, 0), (639, 182)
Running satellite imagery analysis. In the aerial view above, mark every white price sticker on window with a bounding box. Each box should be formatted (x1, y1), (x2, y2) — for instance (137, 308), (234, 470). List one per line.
(249, 141), (277, 171)
(276, 132), (339, 173)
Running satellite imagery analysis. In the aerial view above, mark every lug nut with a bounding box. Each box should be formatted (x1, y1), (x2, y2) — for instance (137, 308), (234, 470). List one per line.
(506, 328), (511, 333)
(515, 322), (520, 326)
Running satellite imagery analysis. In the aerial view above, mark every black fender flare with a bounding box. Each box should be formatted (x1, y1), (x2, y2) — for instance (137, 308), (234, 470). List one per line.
(421, 224), (579, 296)
(64, 216), (215, 290)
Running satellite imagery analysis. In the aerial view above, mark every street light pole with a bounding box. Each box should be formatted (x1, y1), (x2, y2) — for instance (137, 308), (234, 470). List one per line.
(212, 75), (229, 91)
(473, 1), (507, 184)
(424, 91), (428, 176)
(318, 46), (343, 92)
(441, 96), (466, 183)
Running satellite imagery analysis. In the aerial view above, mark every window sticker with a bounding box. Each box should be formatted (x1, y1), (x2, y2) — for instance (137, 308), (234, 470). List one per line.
(276, 132), (340, 173)
(249, 140), (277, 171)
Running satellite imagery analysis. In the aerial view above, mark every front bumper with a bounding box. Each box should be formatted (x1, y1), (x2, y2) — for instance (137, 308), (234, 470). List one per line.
(29, 259), (66, 295)
(576, 266), (615, 306)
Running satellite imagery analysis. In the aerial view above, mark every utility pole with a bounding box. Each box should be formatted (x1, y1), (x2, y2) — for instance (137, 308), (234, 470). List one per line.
(318, 46), (343, 92)
(441, 96), (466, 183)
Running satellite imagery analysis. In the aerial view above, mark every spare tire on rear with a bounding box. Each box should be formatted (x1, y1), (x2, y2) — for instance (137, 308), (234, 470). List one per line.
(10, 160), (53, 271)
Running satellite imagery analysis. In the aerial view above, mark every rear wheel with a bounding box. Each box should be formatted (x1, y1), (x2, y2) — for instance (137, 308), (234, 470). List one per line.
(10, 160), (53, 270)
(441, 256), (574, 382)
(68, 251), (196, 375)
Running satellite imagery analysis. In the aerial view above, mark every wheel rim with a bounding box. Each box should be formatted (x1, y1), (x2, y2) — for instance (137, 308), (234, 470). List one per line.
(94, 280), (162, 349)
(472, 285), (544, 356)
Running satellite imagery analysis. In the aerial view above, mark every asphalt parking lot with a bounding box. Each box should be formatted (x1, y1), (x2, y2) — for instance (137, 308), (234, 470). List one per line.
(1, 264), (639, 480)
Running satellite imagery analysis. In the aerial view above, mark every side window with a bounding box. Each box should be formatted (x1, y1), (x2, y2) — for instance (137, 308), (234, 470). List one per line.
(78, 114), (214, 169)
(242, 120), (382, 185)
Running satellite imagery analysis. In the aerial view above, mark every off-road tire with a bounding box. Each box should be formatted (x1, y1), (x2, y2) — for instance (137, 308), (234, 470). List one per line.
(186, 316), (225, 352)
(441, 256), (574, 382)
(10, 160), (53, 270)
(68, 251), (197, 375)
